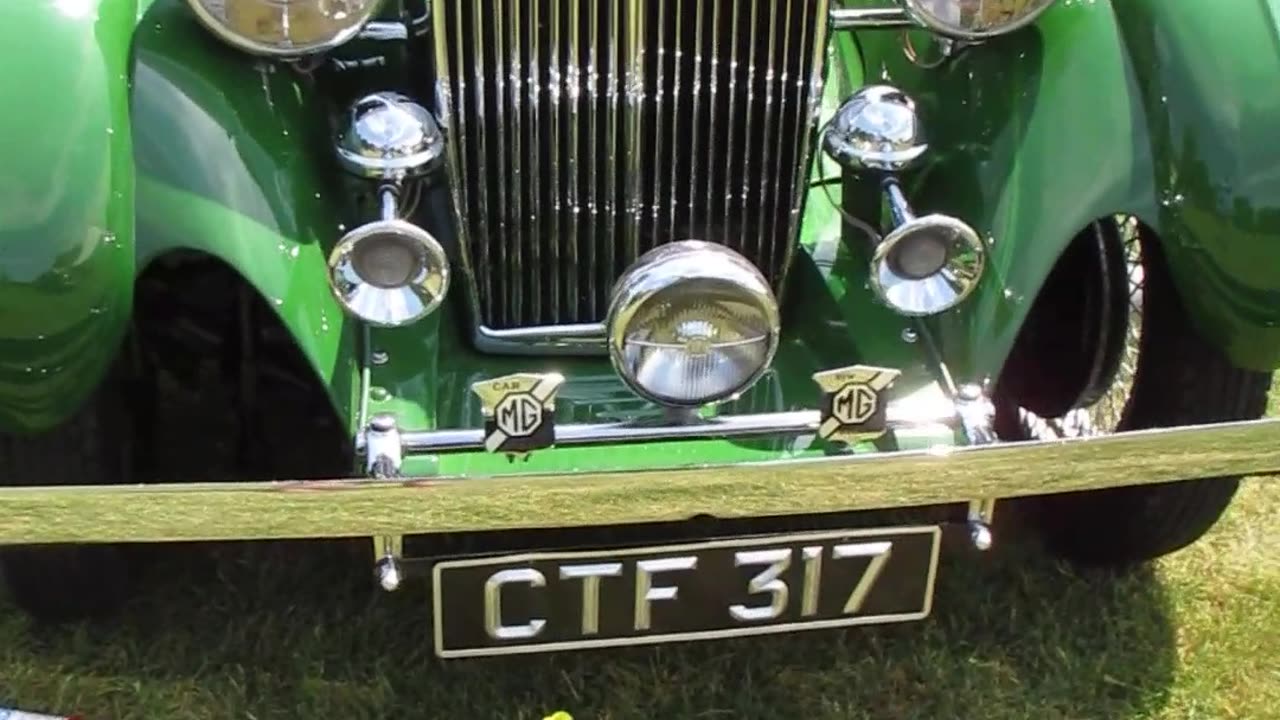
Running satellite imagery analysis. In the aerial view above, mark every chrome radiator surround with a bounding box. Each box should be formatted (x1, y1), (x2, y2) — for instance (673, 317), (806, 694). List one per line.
(432, 0), (832, 351)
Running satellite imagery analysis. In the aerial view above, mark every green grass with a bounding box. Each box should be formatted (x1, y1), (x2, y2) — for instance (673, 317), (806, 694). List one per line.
(0, 381), (1276, 719)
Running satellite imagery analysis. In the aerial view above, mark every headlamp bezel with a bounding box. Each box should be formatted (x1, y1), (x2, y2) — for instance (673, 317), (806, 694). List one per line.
(900, 0), (1057, 40)
(606, 241), (782, 409)
(186, 0), (383, 57)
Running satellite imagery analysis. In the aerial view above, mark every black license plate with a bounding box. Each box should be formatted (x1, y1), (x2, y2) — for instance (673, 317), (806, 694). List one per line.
(432, 526), (941, 658)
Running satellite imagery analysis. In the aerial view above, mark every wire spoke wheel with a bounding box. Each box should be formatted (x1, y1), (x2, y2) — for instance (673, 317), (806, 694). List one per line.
(1004, 217), (1271, 566)
(1019, 218), (1144, 440)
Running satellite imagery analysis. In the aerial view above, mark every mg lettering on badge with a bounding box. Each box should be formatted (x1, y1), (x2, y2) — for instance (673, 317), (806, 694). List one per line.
(832, 384), (878, 425)
(495, 393), (543, 438)
(471, 373), (565, 454)
(813, 365), (902, 443)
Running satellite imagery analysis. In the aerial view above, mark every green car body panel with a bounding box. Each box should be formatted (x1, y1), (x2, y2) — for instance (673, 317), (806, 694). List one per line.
(130, 0), (362, 429)
(2, 0), (1278, 481)
(852, 0), (1280, 385)
(0, 0), (139, 432)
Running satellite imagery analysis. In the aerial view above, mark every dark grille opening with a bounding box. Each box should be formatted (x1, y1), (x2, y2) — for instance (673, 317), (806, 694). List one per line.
(434, 0), (830, 331)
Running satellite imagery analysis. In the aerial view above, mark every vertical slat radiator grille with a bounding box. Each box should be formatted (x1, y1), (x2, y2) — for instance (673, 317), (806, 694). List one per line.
(433, 0), (831, 333)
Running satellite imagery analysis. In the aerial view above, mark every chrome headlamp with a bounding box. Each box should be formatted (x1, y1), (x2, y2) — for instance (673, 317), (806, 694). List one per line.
(902, 0), (1057, 39)
(186, 0), (382, 56)
(607, 242), (780, 408)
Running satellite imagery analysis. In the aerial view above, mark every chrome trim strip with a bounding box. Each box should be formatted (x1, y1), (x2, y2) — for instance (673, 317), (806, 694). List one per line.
(508, 0), (524, 327)
(606, 0), (622, 286)
(433, 1), (482, 328)
(722, 0), (742, 235)
(625, 0), (644, 263)
(3, 420), (1277, 544)
(568, 0), (583, 323)
(667, 0), (684, 242)
(471, 2), (493, 319)
(689, 0), (705, 237)
(529, 0), (543, 322)
(652, 0), (667, 245)
(495, 4), (511, 326)
(755, 0), (780, 258)
(828, 6), (912, 30)
(765, 0), (799, 269)
(474, 322), (608, 354)
(703, 0), (720, 239)
(782, 0), (831, 280)
(397, 403), (955, 454)
(739, 0), (761, 241)
(358, 21), (410, 42)
(550, 0), (563, 320)
(587, 0), (601, 320)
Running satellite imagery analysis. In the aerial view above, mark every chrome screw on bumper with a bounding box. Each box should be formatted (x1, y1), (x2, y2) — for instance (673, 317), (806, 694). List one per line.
(363, 413), (404, 478)
(958, 386), (998, 551)
(376, 556), (403, 592)
(373, 535), (405, 592)
(969, 516), (994, 552)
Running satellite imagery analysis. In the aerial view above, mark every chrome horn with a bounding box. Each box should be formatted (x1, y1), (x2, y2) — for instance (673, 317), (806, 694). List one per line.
(329, 93), (451, 327)
(822, 85), (986, 317)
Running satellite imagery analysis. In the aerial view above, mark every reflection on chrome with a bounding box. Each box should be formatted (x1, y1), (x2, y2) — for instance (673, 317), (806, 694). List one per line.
(607, 241), (781, 407)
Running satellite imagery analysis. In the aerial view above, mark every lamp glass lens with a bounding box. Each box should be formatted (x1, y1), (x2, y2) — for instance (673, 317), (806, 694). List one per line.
(192, 0), (378, 54)
(619, 283), (773, 405)
(910, 0), (1055, 36)
(351, 233), (420, 289)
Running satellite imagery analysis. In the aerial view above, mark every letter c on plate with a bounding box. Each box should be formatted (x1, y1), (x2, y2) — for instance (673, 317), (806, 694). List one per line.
(483, 568), (548, 640)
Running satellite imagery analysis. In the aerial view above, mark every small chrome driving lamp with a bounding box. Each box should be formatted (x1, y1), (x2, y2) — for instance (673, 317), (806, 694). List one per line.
(822, 85), (986, 317)
(329, 92), (451, 327)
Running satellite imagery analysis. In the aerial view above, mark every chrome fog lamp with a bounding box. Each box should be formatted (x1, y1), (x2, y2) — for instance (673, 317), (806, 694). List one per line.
(607, 242), (781, 408)
(328, 92), (450, 327)
(822, 85), (987, 317)
(902, 0), (1058, 39)
(187, 0), (382, 57)
(329, 215), (450, 327)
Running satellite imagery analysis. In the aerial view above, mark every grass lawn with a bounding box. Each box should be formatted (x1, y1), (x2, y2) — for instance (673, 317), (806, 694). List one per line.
(0, 380), (1276, 719)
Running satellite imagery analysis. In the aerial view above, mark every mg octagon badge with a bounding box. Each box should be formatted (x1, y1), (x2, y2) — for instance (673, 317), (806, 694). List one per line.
(812, 366), (902, 443)
(471, 373), (566, 454)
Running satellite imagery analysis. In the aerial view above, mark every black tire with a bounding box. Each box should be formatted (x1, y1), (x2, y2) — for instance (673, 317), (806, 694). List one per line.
(1, 378), (136, 621)
(1003, 220), (1272, 567)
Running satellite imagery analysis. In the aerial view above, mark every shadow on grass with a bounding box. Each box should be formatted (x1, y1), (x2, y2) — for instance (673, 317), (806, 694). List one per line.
(5, 521), (1178, 720)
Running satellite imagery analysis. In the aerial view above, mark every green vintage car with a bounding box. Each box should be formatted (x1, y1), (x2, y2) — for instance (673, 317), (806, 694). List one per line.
(2, 0), (1278, 657)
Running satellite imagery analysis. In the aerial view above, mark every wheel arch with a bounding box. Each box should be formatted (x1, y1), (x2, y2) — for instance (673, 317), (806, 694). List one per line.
(130, 0), (362, 430)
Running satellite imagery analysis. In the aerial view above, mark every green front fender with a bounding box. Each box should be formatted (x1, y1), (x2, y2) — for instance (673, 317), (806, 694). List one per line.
(131, 0), (360, 426)
(851, 0), (1280, 384)
(1113, 0), (1280, 372)
(852, 1), (1157, 385)
(0, 0), (139, 432)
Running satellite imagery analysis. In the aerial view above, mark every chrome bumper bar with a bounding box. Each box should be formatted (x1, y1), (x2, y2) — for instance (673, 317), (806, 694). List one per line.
(0, 419), (1276, 546)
